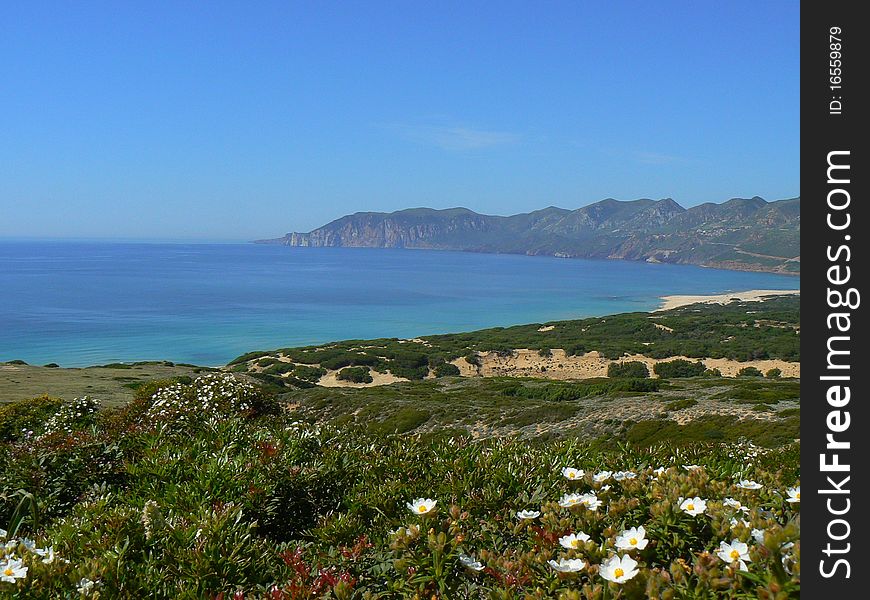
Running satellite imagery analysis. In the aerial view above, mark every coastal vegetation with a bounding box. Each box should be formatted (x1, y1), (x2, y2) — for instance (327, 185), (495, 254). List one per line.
(228, 297), (799, 387)
(0, 374), (799, 598)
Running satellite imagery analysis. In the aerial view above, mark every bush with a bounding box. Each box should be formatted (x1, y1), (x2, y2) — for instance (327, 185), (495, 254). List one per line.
(504, 378), (660, 402)
(653, 359), (707, 378)
(227, 350), (270, 365)
(663, 398), (698, 412)
(538, 348), (552, 358)
(292, 365), (327, 383)
(263, 361), (296, 375)
(433, 363), (460, 377)
(738, 366), (764, 377)
(607, 361), (650, 378)
(0, 395), (64, 442)
(766, 367), (783, 379)
(463, 353), (481, 367)
(367, 407), (431, 435)
(337, 366), (373, 384)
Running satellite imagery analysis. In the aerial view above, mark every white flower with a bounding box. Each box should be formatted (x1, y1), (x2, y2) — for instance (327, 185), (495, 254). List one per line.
(577, 493), (602, 511)
(679, 496), (707, 516)
(0, 558), (27, 583)
(0, 529), (5, 539)
(786, 486), (800, 503)
(751, 528), (766, 544)
(615, 526), (649, 551)
(599, 554), (640, 583)
(406, 497), (437, 515)
(516, 510), (540, 520)
(558, 532), (591, 549)
(558, 493), (583, 508)
(548, 557), (586, 573)
(736, 479), (763, 490)
(723, 498), (750, 513)
(600, 484), (612, 492)
(562, 467), (585, 480)
(34, 546), (56, 564)
(613, 470), (637, 481)
(459, 554), (484, 571)
(20, 538), (36, 552)
(683, 464), (702, 471)
(653, 467), (666, 477)
(717, 539), (751, 571)
(729, 517), (750, 529)
(78, 578), (99, 595)
(592, 471), (612, 483)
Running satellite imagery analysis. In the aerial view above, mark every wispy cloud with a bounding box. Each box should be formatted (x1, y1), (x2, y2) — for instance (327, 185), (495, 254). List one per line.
(383, 122), (520, 151)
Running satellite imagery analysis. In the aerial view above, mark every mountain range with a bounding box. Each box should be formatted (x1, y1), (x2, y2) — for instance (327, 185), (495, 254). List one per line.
(256, 196), (800, 274)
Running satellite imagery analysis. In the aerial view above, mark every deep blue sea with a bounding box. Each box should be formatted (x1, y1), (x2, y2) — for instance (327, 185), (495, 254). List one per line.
(0, 242), (799, 367)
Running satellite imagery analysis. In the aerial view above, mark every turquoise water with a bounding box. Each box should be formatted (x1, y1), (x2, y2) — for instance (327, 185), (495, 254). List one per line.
(0, 242), (798, 367)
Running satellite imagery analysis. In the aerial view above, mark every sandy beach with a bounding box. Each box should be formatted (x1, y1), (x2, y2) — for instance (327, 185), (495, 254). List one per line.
(657, 289), (799, 311)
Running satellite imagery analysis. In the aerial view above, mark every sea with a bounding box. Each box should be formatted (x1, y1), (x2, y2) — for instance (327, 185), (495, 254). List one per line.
(0, 241), (799, 367)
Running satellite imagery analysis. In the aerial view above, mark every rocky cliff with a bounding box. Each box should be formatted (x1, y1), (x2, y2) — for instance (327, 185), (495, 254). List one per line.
(256, 197), (800, 274)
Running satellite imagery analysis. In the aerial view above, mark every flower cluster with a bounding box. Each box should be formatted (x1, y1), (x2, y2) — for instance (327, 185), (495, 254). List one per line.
(145, 373), (264, 424)
(392, 461), (800, 596)
(0, 529), (62, 586)
(37, 396), (99, 439)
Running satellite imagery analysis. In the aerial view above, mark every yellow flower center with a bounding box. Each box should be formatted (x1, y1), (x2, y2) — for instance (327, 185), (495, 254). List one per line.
(796, 492), (800, 499)
(3, 568), (13, 576)
(571, 539), (580, 548)
(686, 503), (694, 511)
(418, 505), (427, 513)
(614, 568), (624, 578)
(630, 537), (638, 545)
(730, 549), (740, 560)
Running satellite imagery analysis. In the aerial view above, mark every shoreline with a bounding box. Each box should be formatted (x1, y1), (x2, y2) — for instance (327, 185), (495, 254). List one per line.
(656, 289), (800, 312)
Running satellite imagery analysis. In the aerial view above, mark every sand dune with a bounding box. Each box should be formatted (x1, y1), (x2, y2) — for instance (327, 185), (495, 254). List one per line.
(657, 289), (799, 311)
(449, 349), (799, 380)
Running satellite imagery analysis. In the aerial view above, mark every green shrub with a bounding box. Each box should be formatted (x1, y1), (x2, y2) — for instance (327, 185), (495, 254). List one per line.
(337, 366), (373, 384)
(464, 353), (481, 367)
(367, 407), (431, 435)
(227, 350), (271, 365)
(504, 378), (659, 402)
(663, 398), (698, 411)
(738, 366), (764, 377)
(433, 363), (460, 377)
(607, 361), (650, 378)
(292, 365), (327, 383)
(263, 361), (296, 375)
(766, 367), (783, 379)
(0, 395), (64, 442)
(653, 359), (707, 378)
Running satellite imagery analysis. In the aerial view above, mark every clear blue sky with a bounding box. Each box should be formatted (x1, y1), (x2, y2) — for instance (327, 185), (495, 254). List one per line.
(1, 1), (799, 241)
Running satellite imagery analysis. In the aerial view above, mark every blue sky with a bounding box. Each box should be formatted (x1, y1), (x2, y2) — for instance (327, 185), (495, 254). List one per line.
(1, 1), (799, 241)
